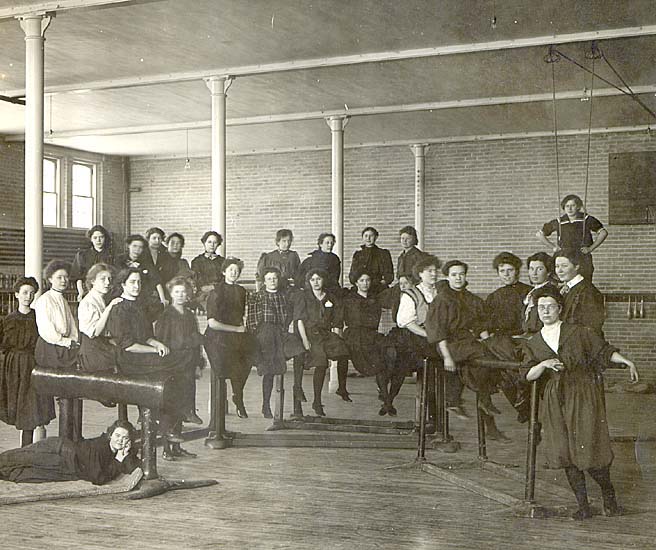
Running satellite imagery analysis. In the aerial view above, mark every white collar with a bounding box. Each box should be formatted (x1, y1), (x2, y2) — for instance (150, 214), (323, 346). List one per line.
(567, 274), (584, 289)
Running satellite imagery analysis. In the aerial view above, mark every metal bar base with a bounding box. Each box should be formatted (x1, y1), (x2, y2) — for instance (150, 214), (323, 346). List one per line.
(127, 478), (218, 500)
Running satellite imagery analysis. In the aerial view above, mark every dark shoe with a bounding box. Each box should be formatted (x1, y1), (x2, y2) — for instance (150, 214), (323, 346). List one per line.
(312, 402), (326, 417)
(262, 405), (273, 419)
(162, 450), (177, 461)
(171, 446), (197, 459)
(486, 428), (512, 443)
(602, 496), (623, 517)
(378, 405), (388, 416)
(571, 506), (593, 520)
(336, 388), (352, 402)
(478, 395), (501, 416)
(164, 432), (185, 444)
(387, 404), (397, 417)
(184, 412), (204, 425)
(100, 400), (116, 408)
(447, 405), (470, 421)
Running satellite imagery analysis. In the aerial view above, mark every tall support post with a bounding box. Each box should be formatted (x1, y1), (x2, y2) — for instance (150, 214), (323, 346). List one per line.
(205, 76), (233, 257)
(326, 116), (348, 391)
(411, 144), (427, 250)
(19, 13), (51, 282)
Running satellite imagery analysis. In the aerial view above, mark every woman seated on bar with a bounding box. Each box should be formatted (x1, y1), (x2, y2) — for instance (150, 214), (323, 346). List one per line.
(0, 277), (55, 447)
(204, 258), (254, 419)
(155, 276), (205, 460)
(523, 286), (638, 520)
(296, 232), (341, 293)
(425, 260), (509, 441)
(536, 193), (608, 281)
(554, 249), (605, 337)
(349, 226), (394, 296)
(395, 256), (443, 428)
(78, 263), (123, 373)
(0, 420), (139, 486)
(293, 268), (349, 417)
(114, 234), (167, 323)
(523, 252), (558, 335)
(485, 252), (532, 337)
(106, 268), (192, 444)
(70, 224), (114, 302)
(190, 231), (225, 311)
(33, 260), (79, 371)
(257, 229), (301, 291)
(246, 267), (305, 418)
(340, 269), (401, 416)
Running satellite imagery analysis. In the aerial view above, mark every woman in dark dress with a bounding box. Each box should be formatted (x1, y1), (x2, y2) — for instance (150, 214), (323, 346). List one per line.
(114, 234), (167, 322)
(293, 268), (349, 417)
(296, 232), (341, 292)
(204, 258), (253, 419)
(143, 227), (175, 293)
(0, 420), (139, 485)
(348, 226), (394, 296)
(536, 194), (608, 281)
(340, 270), (400, 416)
(246, 267), (305, 419)
(0, 277), (55, 447)
(78, 263), (122, 373)
(105, 268), (191, 442)
(554, 249), (606, 337)
(155, 276), (204, 460)
(523, 252), (558, 334)
(523, 287), (638, 519)
(190, 230), (225, 311)
(70, 224), (113, 302)
(165, 232), (194, 282)
(257, 229), (301, 291)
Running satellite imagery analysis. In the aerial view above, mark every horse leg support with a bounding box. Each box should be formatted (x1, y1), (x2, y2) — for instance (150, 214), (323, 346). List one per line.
(205, 377), (234, 449)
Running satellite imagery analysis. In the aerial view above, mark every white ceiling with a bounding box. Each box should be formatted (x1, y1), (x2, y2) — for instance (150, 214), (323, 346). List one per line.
(1, 0), (655, 156)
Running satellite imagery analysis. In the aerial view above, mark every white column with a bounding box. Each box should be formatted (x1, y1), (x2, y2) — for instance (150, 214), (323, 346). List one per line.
(326, 115), (348, 392)
(205, 76), (232, 257)
(19, 13), (51, 282)
(326, 115), (349, 283)
(411, 144), (428, 250)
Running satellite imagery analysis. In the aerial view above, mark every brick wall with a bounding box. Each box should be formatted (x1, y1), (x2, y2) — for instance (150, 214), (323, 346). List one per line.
(129, 131), (656, 379)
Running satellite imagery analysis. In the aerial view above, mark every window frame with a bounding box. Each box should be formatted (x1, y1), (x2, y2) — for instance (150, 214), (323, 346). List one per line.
(42, 156), (60, 228)
(70, 159), (98, 229)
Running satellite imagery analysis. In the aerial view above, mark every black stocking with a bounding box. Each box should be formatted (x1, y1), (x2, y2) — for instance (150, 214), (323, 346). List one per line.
(565, 466), (589, 510)
(20, 430), (33, 448)
(313, 366), (327, 405)
(262, 374), (274, 409)
(336, 360), (349, 393)
(588, 466), (617, 506)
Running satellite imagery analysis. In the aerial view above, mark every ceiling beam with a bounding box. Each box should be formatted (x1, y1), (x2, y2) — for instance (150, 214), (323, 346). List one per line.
(124, 125), (653, 159)
(6, 85), (653, 140)
(0, 0), (149, 20)
(3, 24), (656, 98)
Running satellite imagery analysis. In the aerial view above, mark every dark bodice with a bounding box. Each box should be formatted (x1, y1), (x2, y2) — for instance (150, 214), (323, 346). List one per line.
(485, 282), (531, 336)
(106, 299), (153, 350)
(0, 310), (38, 353)
(190, 254), (225, 287)
(426, 286), (487, 344)
(155, 306), (203, 351)
(343, 290), (381, 331)
(206, 282), (246, 326)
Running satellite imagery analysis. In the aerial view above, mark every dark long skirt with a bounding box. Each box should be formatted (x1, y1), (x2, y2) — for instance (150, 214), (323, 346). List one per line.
(304, 329), (349, 369)
(343, 327), (393, 376)
(79, 334), (117, 373)
(0, 350), (55, 430)
(204, 330), (255, 380)
(254, 324), (305, 376)
(0, 437), (76, 483)
(35, 338), (78, 370)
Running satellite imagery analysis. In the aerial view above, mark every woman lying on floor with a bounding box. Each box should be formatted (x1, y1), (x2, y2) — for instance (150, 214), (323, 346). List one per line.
(0, 420), (140, 485)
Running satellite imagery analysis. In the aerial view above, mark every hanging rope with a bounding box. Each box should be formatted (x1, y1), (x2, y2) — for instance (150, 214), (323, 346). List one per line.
(546, 46), (562, 245)
(581, 48), (597, 238)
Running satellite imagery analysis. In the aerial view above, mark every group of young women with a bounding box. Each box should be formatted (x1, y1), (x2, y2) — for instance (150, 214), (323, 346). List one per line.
(0, 194), (641, 517)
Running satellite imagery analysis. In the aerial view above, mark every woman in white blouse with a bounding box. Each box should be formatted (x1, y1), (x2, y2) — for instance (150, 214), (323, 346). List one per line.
(78, 263), (123, 372)
(33, 260), (79, 370)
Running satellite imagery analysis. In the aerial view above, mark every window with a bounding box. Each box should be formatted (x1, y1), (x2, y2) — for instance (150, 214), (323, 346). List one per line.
(71, 161), (96, 229)
(42, 157), (59, 227)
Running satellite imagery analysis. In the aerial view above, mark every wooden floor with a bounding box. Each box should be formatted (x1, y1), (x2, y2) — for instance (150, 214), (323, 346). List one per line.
(1, 370), (655, 550)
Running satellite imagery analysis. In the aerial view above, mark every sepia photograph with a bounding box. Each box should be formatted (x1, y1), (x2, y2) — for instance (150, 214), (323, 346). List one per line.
(0, 1), (655, 548)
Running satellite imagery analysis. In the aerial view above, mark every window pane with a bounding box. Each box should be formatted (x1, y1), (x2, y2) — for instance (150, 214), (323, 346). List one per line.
(43, 193), (57, 226)
(72, 163), (92, 196)
(43, 159), (56, 193)
(72, 196), (93, 229)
